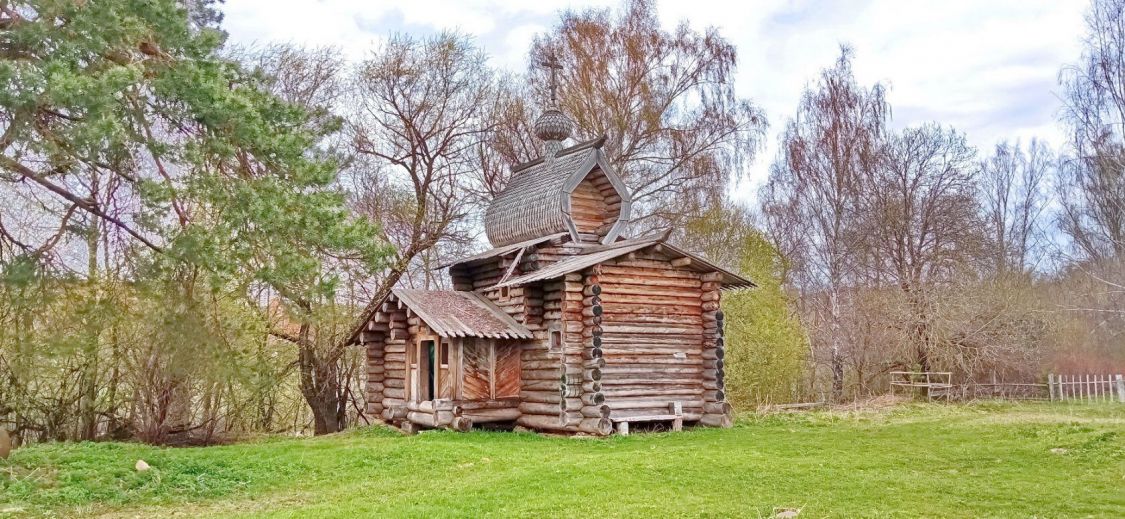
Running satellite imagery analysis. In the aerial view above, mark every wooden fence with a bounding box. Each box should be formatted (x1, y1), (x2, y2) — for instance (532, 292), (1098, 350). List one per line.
(1048, 374), (1125, 403)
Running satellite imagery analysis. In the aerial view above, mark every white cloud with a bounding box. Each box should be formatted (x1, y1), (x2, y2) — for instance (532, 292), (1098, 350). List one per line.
(222, 0), (1090, 203)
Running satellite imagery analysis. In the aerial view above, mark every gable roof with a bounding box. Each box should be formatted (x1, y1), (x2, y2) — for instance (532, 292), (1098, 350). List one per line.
(391, 289), (532, 340)
(437, 232), (568, 270)
(483, 136), (632, 247)
(492, 236), (756, 290)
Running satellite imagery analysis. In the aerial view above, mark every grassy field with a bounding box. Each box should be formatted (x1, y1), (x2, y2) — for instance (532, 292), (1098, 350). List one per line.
(1, 401), (1123, 518)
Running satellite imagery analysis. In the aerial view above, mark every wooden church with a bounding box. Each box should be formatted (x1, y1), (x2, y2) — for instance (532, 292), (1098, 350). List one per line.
(347, 77), (754, 435)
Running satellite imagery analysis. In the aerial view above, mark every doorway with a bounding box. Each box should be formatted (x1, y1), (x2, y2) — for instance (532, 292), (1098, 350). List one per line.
(415, 339), (435, 402)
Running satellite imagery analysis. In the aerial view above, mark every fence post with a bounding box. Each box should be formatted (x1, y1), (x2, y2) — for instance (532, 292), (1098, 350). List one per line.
(1048, 374), (1055, 401)
(1116, 374), (1124, 403)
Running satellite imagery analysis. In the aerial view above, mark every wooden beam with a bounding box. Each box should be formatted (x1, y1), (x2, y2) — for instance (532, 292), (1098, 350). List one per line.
(670, 257), (692, 267)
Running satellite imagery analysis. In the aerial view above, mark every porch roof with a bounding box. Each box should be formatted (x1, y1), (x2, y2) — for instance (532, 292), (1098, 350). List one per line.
(392, 289), (533, 340)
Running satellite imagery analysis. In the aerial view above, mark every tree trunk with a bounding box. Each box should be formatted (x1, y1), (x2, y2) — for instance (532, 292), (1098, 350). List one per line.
(296, 320), (347, 435)
(829, 287), (844, 400)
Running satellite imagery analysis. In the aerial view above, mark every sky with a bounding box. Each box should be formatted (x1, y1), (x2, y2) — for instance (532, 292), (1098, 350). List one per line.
(221, 0), (1090, 202)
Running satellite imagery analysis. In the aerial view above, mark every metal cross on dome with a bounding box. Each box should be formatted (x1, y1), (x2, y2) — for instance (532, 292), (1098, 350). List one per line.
(540, 53), (563, 104)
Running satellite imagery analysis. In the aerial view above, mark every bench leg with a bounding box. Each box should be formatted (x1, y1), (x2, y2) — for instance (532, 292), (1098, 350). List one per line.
(672, 418), (683, 432)
(616, 421), (629, 436)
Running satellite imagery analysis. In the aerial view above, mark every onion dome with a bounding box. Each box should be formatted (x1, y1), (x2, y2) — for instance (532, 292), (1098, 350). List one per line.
(533, 108), (573, 143)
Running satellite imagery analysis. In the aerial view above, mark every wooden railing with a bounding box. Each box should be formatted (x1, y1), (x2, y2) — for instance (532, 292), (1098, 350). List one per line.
(889, 371), (953, 399)
(1049, 374), (1125, 403)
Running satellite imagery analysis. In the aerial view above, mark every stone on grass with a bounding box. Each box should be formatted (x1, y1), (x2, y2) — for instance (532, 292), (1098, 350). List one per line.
(135, 459), (150, 472)
(775, 508), (801, 518)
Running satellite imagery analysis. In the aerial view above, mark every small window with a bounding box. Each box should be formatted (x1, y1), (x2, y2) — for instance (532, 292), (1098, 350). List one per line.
(440, 341), (450, 367)
(548, 328), (562, 353)
(499, 286), (510, 301)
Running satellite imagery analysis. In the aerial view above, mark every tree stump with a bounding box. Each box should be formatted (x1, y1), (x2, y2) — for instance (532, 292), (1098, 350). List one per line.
(0, 428), (10, 460)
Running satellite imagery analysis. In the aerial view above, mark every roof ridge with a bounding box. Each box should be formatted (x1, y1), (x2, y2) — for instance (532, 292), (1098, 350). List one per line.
(510, 134), (607, 173)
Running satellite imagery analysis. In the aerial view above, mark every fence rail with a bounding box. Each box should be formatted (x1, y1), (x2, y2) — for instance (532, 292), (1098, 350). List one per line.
(1049, 374), (1125, 403)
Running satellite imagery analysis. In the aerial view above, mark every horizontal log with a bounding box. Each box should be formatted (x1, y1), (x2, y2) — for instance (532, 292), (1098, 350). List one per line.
(581, 392), (605, 406)
(453, 399), (519, 411)
(519, 402), (565, 415)
(699, 413), (733, 428)
(599, 265), (702, 281)
(561, 410), (583, 426)
(703, 390), (726, 402)
(581, 404), (611, 418)
(385, 405), (408, 421)
(600, 323), (702, 335)
(522, 380), (563, 391)
(609, 400), (705, 413)
(598, 336), (703, 346)
(452, 416), (473, 432)
(598, 313), (702, 325)
(601, 387), (703, 397)
(463, 408), (520, 423)
(600, 375), (703, 385)
(602, 355), (702, 366)
(601, 282), (704, 298)
(702, 348), (725, 360)
(406, 411), (439, 428)
(520, 391), (566, 404)
(601, 294), (702, 307)
(602, 366), (702, 375)
(703, 402), (733, 415)
(578, 418), (612, 436)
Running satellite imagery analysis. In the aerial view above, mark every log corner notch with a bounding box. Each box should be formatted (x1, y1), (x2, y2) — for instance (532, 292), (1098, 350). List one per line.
(360, 330), (386, 420)
(578, 267), (611, 435)
(699, 271), (733, 428)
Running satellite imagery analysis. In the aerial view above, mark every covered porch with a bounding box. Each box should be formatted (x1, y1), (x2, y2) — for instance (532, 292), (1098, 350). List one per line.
(366, 289), (532, 433)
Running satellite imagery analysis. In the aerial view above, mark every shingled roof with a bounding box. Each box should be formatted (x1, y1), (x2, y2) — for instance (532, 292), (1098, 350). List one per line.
(393, 289), (532, 339)
(491, 235), (756, 290)
(483, 136), (631, 247)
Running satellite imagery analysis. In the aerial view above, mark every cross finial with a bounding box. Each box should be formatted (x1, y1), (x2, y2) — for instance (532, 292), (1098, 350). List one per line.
(539, 53), (563, 105)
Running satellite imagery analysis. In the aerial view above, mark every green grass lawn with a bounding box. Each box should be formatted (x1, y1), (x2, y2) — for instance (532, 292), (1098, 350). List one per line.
(1, 401), (1123, 518)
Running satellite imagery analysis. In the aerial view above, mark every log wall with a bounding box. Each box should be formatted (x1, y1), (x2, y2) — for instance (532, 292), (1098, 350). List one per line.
(597, 252), (718, 423)
(569, 177), (608, 237)
(516, 277), (567, 430)
(366, 235), (733, 434)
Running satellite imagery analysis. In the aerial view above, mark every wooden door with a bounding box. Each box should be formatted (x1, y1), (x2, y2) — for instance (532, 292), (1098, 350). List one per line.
(460, 339), (521, 401)
(462, 338), (491, 400)
(494, 342), (521, 398)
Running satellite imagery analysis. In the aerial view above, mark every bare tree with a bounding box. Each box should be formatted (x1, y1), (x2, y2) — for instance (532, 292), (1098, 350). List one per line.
(761, 45), (888, 399)
(1059, 0), (1125, 262)
(864, 124), (982, 372)
(979, 139), (1052, 276)
(346, 31), (493, 312)
(481, 0), (764, 233)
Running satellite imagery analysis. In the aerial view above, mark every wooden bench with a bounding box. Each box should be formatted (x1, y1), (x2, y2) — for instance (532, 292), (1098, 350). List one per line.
(612, 402), (683, 436)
